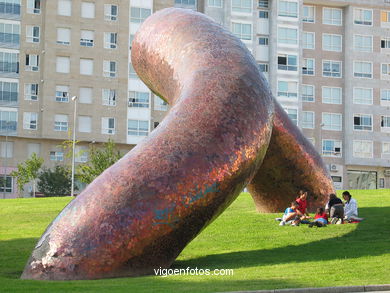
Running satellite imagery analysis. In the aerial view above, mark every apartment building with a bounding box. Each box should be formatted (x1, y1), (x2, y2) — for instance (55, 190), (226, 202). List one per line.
(1, 0), (389, 198)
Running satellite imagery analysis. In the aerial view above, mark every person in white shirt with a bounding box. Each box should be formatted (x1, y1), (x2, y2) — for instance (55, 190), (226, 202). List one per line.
(342, 191), (363, 222)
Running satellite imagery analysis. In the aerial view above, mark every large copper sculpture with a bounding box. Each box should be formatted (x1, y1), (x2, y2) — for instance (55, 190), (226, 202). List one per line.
(21, 8), (334, 280)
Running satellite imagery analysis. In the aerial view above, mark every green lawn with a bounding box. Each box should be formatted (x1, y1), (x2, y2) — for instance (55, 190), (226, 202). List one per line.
(1, 190), (389, 293)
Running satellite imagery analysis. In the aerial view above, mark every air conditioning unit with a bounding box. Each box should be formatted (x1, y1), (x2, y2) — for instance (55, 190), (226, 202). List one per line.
(384, 169), (390, 176)
(329, 164), (338, 172)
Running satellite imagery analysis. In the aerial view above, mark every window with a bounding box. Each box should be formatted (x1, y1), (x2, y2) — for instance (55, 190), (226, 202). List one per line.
(0, 81), (18, 105)
(302, 58), (314, 75)
(27, 0), (40, 14)
(128, 119), (148, 136)
(277, 27), (298, 45)
(303, 32), (315, 49)
(381, 89), (390, 102)
(302, 111), (314, 129)
(303, 5), (315, 22)
(382, 63), (390, 78)
(232, 0), (252, 13)
(50, 151), (63, 161)
(80, 30), (94, 47)
(284, 108), (298, 125)
(278, 1), (298, 18)
(78, 116), (91, 133)
(322, 60), (341, 78)
(56, 56), (70, 73)
(258, 63), (268, 73)
(322, 140), (342, 157)
(26, 25), (39, 43)
(322, 34), (342, 52)
(103, 60), (116, 78)
(0, 23), (20, 47)
(80, 58), (93, 75)
(259, 36), (268, 45)
(278, 80), (297, 98)
(174, 0), (197, 8)
(278, 54), (297, 71)
(323, 7), (342, 26)
(381, 37), (390, 49)
(102, 117), (115, 134)
(0, 176), (12, 193)
(0, 110), (17, 133)
(0, 141), (13, 158)
(259, 10), (268, 19)
(154, 96), (168, 111)
(24, 83), (38, 101)
(27, 143), (40, 157)
(81, 2), (95, 18)
(232, 22), (252, 40)
(322, 113), (342, 131)
(354, 35), (372, 52)
(104, 4), (118, 21)
(353, 61), (372, 78)
(54, 114), (68, 131)
(129, 63), (137, 78)
(381, 10), (390, 24)
(353, 140), (373, 158)
(354, 8), (372, 26)
(128, 91), (149, 108)
(79, 87), (92, 104)
(0, 0), (20, 16)
(383, 142), (390, 155)
(353, 88), (373, 105)
(130, 7), (151, 23)
(322, 87), (342, 104)
(58, 0), (71, 16)
(104, 32), (117, 49)
(0, 52), (19, 74)
(57, 28), (70, 45)
(102, 89), (116, 106)
(23, 112), (37, 130)
(354, 114), (372, 131)
(301, 84), (314, 102)
(25, 54), (39, 71)
(381, 116), (390, 130)
(208, 0), (223, 7)
(258, 0), (268, 8)
(55, 85), (69, 102)
(75, 145), (88, 163)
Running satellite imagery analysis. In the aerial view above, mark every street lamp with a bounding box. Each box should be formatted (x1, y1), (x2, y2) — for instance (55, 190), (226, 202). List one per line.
(71, 96), (78, 197)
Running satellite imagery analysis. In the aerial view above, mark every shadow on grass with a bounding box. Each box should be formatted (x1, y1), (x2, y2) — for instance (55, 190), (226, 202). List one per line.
(174, 207), (390, 269)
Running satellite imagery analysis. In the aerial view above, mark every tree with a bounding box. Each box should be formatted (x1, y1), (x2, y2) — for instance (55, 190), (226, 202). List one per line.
(37, 165), (73, 197)
(77, 139), (123, 184)
(10, 153), (44, 197)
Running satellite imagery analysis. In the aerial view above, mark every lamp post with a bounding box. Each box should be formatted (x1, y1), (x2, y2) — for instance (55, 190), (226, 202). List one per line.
(71, 96), (78, 197)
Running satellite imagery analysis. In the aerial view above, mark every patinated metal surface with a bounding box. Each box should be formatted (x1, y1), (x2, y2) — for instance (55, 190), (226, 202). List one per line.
(21, 8), (334, 281)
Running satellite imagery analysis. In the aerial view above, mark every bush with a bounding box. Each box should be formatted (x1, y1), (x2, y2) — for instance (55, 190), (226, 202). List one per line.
(37, 166), (74, 197)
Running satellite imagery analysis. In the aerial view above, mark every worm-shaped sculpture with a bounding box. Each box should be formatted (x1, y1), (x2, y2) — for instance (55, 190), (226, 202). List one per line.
(21, 8), (334, 280)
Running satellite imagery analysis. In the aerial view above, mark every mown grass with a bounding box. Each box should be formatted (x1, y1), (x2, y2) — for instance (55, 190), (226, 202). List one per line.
(0, 190), (389, 293)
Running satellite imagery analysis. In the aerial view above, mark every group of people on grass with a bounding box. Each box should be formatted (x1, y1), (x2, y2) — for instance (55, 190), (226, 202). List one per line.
(277, 190), (363, 227)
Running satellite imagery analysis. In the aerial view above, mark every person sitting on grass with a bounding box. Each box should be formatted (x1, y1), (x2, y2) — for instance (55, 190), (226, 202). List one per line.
(279, 201), (301, 226)
(326, 193), (344, 224)
(296, 190), (311, 222)
(342, 191), (364, 222)
(308, 207), (328, 228)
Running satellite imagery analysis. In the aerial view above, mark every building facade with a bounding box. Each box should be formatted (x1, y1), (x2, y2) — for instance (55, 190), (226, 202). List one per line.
(1, 0), (389, 198)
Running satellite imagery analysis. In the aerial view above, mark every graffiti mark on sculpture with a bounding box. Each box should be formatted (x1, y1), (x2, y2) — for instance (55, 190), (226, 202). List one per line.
(21, 8), (335, 281)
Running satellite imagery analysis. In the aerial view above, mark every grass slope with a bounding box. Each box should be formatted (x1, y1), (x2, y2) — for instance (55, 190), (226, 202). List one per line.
(0, 190), (389, 293)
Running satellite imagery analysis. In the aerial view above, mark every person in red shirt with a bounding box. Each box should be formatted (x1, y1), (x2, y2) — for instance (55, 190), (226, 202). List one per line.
(309, 207), (328, 227)
(296, 190), (310, 220)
